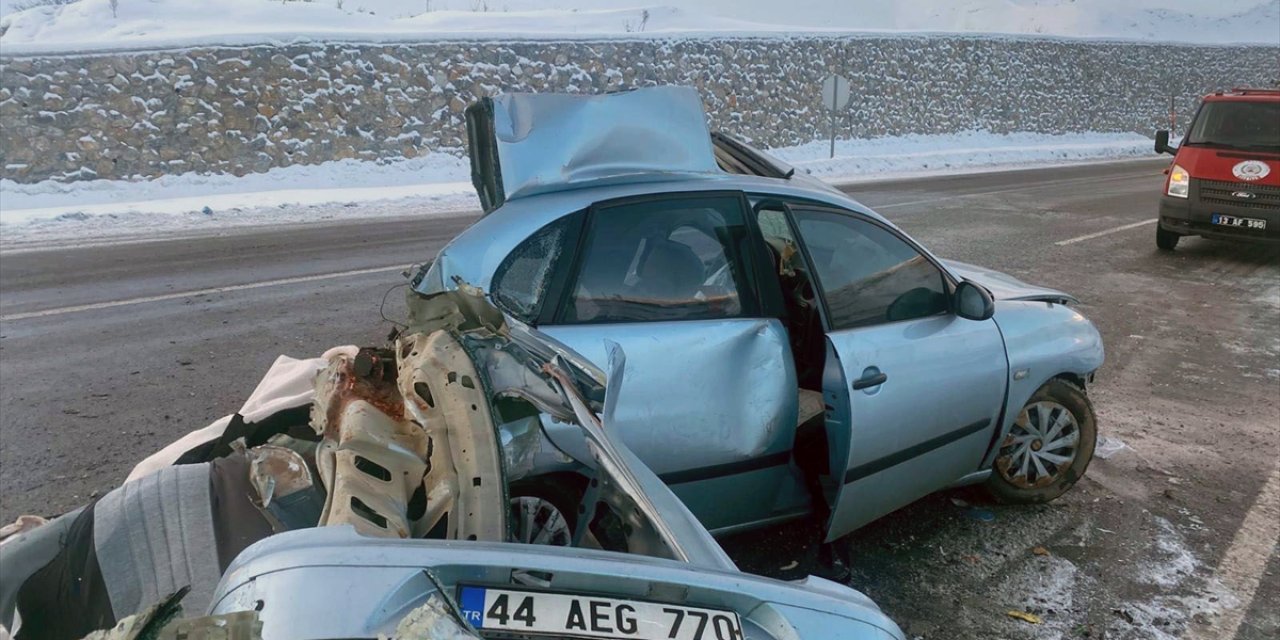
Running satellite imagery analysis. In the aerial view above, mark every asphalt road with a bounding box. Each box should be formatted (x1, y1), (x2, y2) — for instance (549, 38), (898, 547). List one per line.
(2, 159), (1278, 639)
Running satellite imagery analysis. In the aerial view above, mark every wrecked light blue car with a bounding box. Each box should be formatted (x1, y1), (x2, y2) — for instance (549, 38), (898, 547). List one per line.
(419, 86), (1105, 544)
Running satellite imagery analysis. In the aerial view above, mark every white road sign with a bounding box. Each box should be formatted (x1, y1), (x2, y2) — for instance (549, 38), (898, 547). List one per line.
(820, 74), (851, 112)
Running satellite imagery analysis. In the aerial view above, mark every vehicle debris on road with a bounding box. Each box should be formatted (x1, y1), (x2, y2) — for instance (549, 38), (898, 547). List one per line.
(0, 287), (905, 640)
(1005, 610), (1044, 624)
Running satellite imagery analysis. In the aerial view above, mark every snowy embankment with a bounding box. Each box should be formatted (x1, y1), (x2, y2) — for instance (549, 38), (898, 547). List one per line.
(0, 130), (1159, 246)
(1, 0), (1277, 52)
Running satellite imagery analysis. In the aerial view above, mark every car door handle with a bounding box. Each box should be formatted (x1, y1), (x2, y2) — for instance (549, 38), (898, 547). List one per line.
(851, 371), (888, 390)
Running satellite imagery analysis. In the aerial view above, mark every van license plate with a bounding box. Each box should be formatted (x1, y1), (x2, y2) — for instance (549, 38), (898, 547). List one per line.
(458, 586), (744, 640)
(1212, 214), (1267, 230)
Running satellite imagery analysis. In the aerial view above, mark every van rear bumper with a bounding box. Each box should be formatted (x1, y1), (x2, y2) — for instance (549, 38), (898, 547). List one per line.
(1159, 195), (1280, 245)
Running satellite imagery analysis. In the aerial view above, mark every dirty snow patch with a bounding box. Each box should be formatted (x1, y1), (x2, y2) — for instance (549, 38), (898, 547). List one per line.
(1141, 517), (1199, 588)
(774, 131), (1158, 184)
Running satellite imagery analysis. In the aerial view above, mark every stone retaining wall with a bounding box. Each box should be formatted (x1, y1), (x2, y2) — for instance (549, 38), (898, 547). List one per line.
(0, 36), (1274, 183)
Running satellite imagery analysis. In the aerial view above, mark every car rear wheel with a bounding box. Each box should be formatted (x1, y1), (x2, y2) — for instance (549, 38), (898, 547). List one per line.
(1156, 225), (1181, 251)
(509, 474), (586, 546)
(984, 379), (1096, 504)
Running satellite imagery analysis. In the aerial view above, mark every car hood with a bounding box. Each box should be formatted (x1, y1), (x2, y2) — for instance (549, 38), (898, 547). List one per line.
(944, 260), (1078, 304)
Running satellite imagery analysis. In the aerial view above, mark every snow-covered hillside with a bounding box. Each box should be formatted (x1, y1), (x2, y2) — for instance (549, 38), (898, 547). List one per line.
(1, 0), (1276, 52)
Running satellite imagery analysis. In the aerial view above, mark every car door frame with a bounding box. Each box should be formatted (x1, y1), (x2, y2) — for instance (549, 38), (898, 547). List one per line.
(758, 197), (1009, 540)
(526, 189), (811, 533)
(533, 189), (786, 327)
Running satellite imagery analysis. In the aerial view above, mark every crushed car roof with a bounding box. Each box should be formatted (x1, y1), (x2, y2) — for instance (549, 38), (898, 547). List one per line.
(466, 86), (723, 212)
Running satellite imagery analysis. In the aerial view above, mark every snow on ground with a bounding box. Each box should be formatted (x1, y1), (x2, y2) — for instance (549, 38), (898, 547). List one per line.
(773, 131), (1158, 183)
(0, 130), (1160, 246)
(1, 0), (1275, 53)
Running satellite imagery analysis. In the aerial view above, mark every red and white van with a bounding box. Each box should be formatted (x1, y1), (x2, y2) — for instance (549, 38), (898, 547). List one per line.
(1154, 88), (1280, 250)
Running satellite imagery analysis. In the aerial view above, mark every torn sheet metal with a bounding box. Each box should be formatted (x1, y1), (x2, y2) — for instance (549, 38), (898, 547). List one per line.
(466, 86), (718, 212)
(391, 592), (481, 639)
(542, 343), (737, 572)
(395, 329), (508, 543)
(311, 348), (431, 539)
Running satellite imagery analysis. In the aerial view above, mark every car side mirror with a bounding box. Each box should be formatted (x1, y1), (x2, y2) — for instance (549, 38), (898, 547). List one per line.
(1154, 130), (1177, 156)
(955, 281), (995, 321)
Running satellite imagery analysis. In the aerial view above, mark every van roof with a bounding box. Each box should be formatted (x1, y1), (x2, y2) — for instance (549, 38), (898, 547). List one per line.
(1204, 87), (1280, 102)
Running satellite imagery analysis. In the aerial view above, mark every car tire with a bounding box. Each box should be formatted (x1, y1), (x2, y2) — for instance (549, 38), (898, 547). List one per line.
(509, 474), (586, 546)
(984, 379), (1097, 505)
(1156, 225), (1181, 251)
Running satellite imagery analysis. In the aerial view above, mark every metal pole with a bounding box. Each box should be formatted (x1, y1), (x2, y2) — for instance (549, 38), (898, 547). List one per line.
(829, 79), (837, 159)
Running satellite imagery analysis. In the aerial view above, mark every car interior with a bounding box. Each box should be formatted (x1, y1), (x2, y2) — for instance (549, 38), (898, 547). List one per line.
(751, 204), (834, 499)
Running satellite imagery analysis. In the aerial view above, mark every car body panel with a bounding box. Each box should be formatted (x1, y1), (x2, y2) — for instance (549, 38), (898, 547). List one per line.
(208, 527), (902, 639)
(943, 260), (1077, 303)
(1169, 145), (1280, 187)
(465, 86), (720, 213)
(539, 319), (797, 475)
(539, 318), (801, 531)
(823, 313), (1007, 541)
(979, 300), (1106, 469)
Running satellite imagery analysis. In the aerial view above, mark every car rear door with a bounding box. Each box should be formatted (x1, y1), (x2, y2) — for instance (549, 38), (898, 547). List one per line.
(784, 205), (1008, 541)
(522, 191), (803, 532)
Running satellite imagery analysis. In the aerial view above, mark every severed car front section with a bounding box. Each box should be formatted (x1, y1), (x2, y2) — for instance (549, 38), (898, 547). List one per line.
(0, 284), (904, 640)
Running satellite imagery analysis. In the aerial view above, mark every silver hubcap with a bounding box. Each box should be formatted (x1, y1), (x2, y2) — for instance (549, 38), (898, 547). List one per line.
(510, 497), (571, 546)
(996, 401), (1079, 489)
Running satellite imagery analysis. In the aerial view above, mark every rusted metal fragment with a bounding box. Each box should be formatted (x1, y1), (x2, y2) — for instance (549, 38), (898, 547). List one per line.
(306, 290), (511, 542)
(395, 329), (507, 543)
(311, 349), (430, 539)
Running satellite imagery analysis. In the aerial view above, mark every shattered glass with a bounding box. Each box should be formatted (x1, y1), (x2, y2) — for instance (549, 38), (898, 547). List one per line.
(492, 217), (568, 321)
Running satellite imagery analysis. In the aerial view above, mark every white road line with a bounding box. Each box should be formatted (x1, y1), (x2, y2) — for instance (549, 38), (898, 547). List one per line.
(1054, 218), (1158, 246)
(1185, 464), (1280, 640)
(0, 264), (410, 322)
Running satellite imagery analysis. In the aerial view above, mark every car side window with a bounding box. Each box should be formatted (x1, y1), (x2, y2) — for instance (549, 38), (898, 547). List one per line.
(561, 194), (755, 323)
(791, 208), (949, 329)
(491, 215), (573, 322)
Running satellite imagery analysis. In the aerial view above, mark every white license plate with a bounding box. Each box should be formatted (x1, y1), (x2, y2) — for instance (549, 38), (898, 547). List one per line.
(1212, 214), (1267, 230)
(458, 586), (744, 640)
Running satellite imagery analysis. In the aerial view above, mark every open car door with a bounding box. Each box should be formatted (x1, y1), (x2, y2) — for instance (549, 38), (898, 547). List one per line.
(780, 205), (1008, 542)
